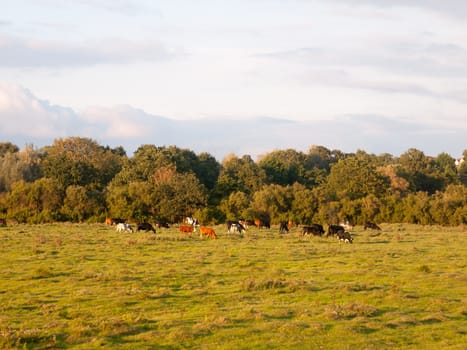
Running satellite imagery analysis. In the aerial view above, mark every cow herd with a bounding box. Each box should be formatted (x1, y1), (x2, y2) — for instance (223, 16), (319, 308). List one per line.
(105, 215), (383, 244)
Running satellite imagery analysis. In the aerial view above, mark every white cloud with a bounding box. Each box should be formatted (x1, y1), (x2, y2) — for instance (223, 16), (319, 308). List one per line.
(329, 0), (467, 19)
(0, 84), (465, 159)
(0, 82), (79, 138)
(0, 34), (173, 68)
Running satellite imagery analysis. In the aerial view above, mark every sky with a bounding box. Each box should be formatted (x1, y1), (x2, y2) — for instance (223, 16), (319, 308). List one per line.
(1, 0), (466, 160)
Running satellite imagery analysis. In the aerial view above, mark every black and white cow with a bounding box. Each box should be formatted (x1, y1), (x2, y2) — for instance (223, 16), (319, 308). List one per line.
(226, 220), (246, 234)
(327, 225), (345, 237)
(337, 231), (353, 243)
(116, 222), (133, 232)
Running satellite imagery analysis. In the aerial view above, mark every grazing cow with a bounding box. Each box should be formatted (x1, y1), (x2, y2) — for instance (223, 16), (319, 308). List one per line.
(254, 219), (270, 229)
(364, 221), (381, 230)
(0, 218), (6, 227)
(116, 223), (133, 233)
(239, 220), (254, 229)
(279, 222), (289, 234)
(185, 216), (199, 226)
(302, 224), (324, 236)
(105, 217), (125, 226)
(226, 220), (246, 234)
(327, 225), (345, 237)
(200, 226), (218, 239)
(179, 225), (195, 235)
(155, 220), (170, 228)
(137, 222), (156, 233)
(337, 231), (353, 243)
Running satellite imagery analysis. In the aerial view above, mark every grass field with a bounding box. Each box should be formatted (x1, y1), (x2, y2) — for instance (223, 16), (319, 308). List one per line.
(0, 223), (465, 349)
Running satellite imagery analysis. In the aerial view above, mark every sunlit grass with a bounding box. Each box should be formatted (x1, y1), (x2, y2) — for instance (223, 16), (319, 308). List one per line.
(0, 223), (465, 349)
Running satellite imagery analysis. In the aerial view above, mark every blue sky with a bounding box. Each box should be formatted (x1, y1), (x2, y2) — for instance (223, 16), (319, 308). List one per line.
(1, 0), (466, 159)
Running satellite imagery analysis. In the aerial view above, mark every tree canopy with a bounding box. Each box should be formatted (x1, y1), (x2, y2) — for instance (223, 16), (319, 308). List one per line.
(0, 138), (465, 226)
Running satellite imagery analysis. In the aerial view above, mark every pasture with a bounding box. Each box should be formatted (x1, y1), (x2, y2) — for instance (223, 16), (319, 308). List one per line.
(0, 223), (465, 349)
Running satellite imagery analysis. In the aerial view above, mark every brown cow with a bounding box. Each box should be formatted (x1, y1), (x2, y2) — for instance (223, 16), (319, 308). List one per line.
(254, 219), (270, 229)
(105, 217), (125, 225)
(0, 218), (6, 227)
(200, 226), (218, 239)
(180, 225), (194, 235)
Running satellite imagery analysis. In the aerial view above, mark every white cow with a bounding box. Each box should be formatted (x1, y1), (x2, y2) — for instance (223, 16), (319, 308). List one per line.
(185, 216), (199, 226)
(116, 223), (133, 232)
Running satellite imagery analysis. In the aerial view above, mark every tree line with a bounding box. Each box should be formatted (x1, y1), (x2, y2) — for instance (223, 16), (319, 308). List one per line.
(0, 137), (466, 226)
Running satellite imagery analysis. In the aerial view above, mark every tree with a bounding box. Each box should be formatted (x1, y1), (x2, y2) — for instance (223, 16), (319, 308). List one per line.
(6, 178), (63, 223)
(106, 165), (207, 223)
(0, 142), (19, 156)
(214, 154), (266, 200)
(289, 183), (319, 225)
(0, 145), (42, 192)
(149, 166), (207, 223)
(258, 149), (308, 186)
(248, 184), (294, 224)
(307, 145), (344, 171)
(61, 185), (103, 222)
(402, 192), (432, 225)
(398, 148), (443, 194)
(41, 137), (125, 190)
(219, 191), (250, 220)
(195, 152), (221, 191)
(326, 156), (390, 201)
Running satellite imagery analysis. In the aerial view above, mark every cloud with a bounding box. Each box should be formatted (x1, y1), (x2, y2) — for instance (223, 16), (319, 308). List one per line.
(0, 34), (173, 68)
(45, 0), (160, 16)
(263, 41), (467, 78)
(0, 82), (80, 138)
(0, 84), (464, 159)
(329, 0), (467, 19)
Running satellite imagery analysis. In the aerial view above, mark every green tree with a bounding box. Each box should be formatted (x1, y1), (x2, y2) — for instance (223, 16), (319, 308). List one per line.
(307, 145), (344, 171)
(6, 178), (63, 223)
(214, 154), (266, 200)
(457, 150), (467, 186)
(326, 156), (390, 201)
(248, 184), (293, 224)
(429, 185), (467, 225)
(258, 149), (308, 186)
(61, 185), (103, 222)
(289, 183), (319, 225)
(41, 137), (125, 190)
(398, 148), (442, 193)
(219, 191), (250, 220)
(402, 192), (432, 225)
(149, 166), (207, 223)
(0, 145), (42, 192)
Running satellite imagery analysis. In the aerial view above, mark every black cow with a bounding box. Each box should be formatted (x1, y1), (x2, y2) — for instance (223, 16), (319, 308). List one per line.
(327, 225), (345, 237)
(301, 224), (324, 236)
(337, 231), (353, 243)
(279, 222), (289, 234)
(364, 221), (381, 230)
(137, 222), (156, 233)
(155, 220), (170, 228)
(254, 219), (270, 229)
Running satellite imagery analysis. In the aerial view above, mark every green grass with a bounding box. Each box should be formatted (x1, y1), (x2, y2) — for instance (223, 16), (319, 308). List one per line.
(0, 223), (466, 349)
